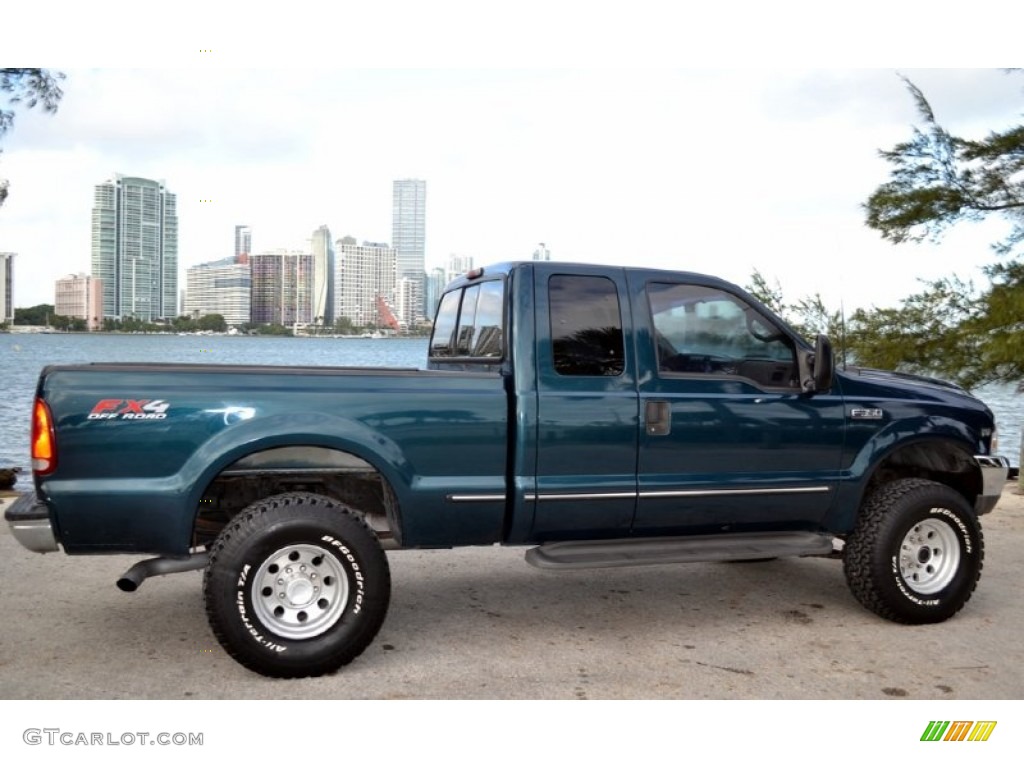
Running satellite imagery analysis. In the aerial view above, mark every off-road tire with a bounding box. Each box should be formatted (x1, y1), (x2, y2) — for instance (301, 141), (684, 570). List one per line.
(843, 478), (983, 624)
(203, 492), (391, 678)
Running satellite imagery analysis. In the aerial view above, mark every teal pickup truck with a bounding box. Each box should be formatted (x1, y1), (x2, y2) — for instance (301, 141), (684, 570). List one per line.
(7, 261), (1009, 677)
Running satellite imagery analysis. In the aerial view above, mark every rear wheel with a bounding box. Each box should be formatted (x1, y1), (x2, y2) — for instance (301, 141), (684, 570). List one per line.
(843, 479), (983, 624)
(203, 493), (390, 678)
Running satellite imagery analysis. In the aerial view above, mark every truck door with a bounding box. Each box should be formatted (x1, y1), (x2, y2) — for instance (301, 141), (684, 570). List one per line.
(628, 274), (845, 533)
(530, 267), (640, 539)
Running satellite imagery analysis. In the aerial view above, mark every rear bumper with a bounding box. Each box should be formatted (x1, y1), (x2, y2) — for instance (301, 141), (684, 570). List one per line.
(975, 455), (1010, 516)
(4, 491), (59, 553)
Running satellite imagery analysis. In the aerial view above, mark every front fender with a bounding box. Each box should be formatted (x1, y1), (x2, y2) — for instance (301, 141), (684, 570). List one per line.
(829, 414), (983, 533)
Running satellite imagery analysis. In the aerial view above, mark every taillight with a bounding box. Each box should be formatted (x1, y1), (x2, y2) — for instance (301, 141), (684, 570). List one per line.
(32, 398), (57, 475)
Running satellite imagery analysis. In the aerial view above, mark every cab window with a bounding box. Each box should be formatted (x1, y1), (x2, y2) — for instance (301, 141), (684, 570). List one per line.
(648, 282), (798, 389)
(549, 275), (625, 376)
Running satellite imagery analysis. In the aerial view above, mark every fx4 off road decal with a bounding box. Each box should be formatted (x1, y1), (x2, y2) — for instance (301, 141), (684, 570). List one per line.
(88, 399), (171, 421)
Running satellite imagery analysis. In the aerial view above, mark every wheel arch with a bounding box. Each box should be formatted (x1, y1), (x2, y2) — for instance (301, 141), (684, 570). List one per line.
(190, 441), (406, 550)
(839, 436), (982, 533)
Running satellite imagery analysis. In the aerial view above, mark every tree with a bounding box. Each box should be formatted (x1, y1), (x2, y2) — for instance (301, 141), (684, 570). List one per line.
(859, 72), (1024, 388)
(14, 303), (55, 325)
(845, 275), (983, 380)
(1, 68), (65, 208)
(197, 313), (227, 333)
(745, 270), (844, 346)
(864, 74), (1024, 258)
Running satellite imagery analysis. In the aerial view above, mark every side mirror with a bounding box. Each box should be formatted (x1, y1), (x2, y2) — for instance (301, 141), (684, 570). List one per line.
(800, 334), (834, 393)
(812, 334), (834, 392)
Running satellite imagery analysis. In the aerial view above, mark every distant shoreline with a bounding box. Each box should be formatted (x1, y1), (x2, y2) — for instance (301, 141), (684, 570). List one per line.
(3, 329), (429, 339)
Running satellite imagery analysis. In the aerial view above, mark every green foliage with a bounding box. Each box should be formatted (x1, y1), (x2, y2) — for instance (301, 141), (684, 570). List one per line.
(745, 270), (844, 345)
(239, 322), (293, 337)
(864, 75), (1024, 258)
(49, 313), (86, 331)
(101, 316), (163, 333)
(845, 276), (981, 381)
(333, 316), (361, 334)
(170, 314), (229, 333)
(197, 313), (227, 332)
(856, 72), (1024, 387)
(14, 303), (55, 325)
(746, 270), (786, 315)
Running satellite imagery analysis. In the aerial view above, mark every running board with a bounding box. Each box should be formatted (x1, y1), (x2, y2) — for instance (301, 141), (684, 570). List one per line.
(525, 532), (835, 570)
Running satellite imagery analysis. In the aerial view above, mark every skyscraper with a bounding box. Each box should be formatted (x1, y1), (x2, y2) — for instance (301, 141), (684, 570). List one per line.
(310, 225), (335, 326)
(91, 175), (178, 321)
(250, 250), (313, 327)
(0, 252), (14, 323)
(333, 238), (397, 328)
(392, 179), (426, 324)
(235, 225), (252, 259)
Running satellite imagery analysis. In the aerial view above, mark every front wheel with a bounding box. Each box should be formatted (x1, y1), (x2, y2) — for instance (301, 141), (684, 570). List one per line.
(203, 493), (391, 678)
(843, 479), (983, 624)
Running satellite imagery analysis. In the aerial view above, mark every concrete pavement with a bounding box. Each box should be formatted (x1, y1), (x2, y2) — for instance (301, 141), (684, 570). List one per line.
(1, 485), (1022, 699)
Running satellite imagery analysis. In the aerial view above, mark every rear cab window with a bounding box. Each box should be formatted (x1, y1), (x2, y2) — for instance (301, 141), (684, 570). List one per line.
(429, 279), (506, 369)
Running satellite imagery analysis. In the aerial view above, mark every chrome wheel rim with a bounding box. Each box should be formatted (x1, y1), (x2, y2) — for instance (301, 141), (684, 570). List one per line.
(252, 544), (349, 639)
(899, 517), (961, 595)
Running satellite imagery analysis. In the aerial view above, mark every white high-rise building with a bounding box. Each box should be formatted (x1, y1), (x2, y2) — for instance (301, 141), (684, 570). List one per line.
(392, 179), (426, 324)
(334, 238), (397, 328)
(184, 256), (251, 327)
(0, 252), (13, 323)
(532, 242), (551, 261)
(91, 175), (178, 321)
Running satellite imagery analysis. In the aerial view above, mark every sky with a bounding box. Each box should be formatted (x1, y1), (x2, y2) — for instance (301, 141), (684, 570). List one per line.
(2, 6), (1022, 316)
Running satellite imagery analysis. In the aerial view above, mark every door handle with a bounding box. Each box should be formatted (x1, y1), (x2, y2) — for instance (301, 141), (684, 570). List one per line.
(645, 400), (671, 436)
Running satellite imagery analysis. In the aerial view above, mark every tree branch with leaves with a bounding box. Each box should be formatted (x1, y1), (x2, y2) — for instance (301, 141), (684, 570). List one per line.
(865, 73), (1024, 258)
(857, 72), (1024, 388)
(0, 68), (66, 207)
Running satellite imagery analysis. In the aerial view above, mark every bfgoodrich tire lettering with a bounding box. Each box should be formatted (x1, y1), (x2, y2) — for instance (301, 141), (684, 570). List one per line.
(203, 493), (391, 678)
(843, 478), (983, 624)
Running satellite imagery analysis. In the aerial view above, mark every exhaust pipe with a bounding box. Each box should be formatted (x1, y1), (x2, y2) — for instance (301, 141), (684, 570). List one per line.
(117, 552), (210, 592)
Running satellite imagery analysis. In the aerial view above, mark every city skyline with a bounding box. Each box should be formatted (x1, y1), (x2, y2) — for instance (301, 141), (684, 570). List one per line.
(2, 69), (1021, 313)
(19, 176), (482, 328)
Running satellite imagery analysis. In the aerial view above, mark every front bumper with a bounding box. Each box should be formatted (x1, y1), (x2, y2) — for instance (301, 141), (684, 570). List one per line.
(4, 491), (59, 553)
(975, 455), (1010, 516)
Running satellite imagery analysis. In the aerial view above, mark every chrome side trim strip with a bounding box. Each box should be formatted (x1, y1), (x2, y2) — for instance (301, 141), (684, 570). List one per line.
(524, 486), (831, 502)
(640, 486), (831, 498)
(524, 492), (636, 502)
(447, 494), (507, 503)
